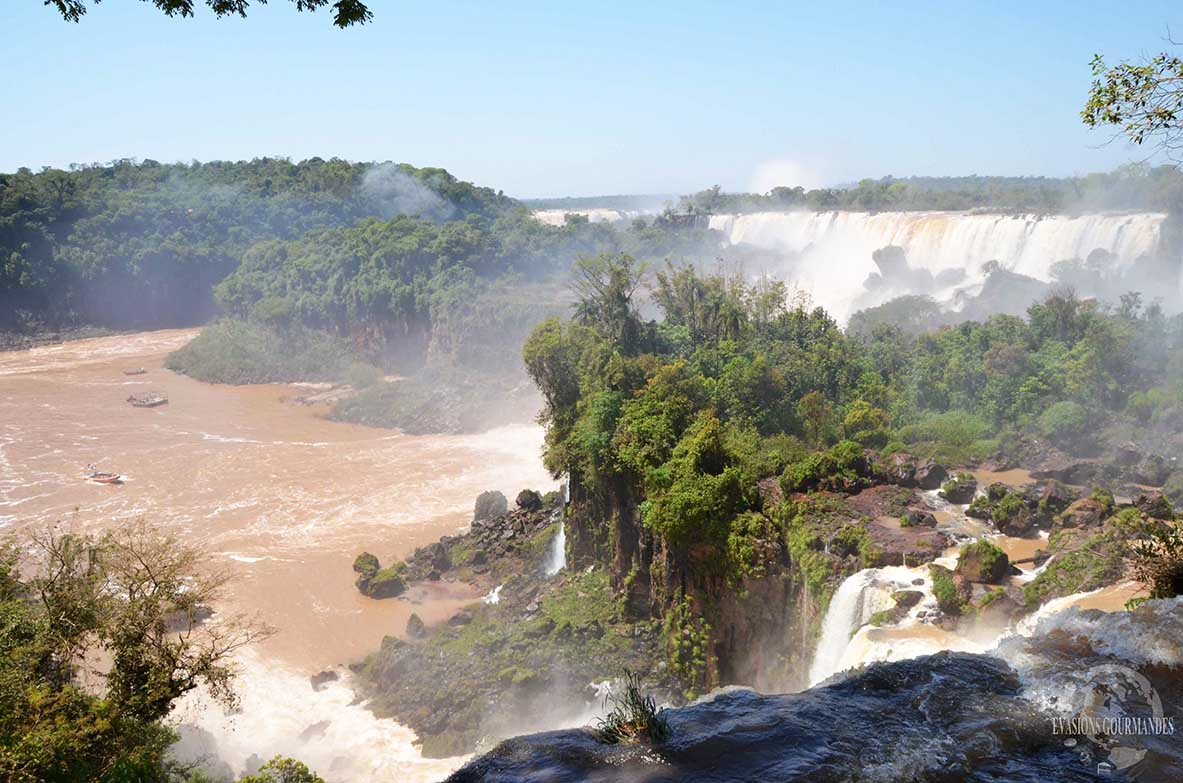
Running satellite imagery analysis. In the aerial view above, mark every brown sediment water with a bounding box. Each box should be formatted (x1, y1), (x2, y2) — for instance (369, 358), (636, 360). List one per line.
(971, 467), (1036, 487)
(992, 534), (1048, 566)
(0, 329), (556, 780)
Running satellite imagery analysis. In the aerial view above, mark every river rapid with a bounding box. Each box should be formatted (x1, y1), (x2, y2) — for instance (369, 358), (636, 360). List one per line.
(0, 328), (556, 781)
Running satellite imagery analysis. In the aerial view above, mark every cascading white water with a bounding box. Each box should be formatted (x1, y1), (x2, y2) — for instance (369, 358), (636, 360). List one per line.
(709, 211), (1166, 320)
(173, 651), (466, 782)
(544, 522), (566, 576)
(808, 566), (924, 686)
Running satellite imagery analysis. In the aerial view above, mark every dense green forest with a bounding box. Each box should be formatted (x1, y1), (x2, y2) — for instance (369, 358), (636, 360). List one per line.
(0, 158), (515, 331)
(524, 257), (1183, 688)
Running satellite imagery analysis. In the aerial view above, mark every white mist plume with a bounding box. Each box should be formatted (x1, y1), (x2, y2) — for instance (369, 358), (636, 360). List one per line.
(748, 158), (825, 194)
(362, 163), (455, 221)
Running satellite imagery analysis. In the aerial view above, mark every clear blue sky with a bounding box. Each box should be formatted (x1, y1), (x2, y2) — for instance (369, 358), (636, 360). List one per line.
(2, 1), (1181, 197)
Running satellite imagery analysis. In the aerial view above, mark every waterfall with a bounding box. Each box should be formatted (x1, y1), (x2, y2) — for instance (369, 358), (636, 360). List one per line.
(807, 565), (934, 686)
(709, 210), (1167, 320)
(544, 522), (566, 576)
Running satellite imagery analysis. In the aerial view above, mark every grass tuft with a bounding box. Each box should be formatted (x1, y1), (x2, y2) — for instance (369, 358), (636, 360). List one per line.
(592, 670), (670, 745)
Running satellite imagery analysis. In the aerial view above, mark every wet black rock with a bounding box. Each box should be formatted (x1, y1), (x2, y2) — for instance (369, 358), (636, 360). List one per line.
(914, 460), (948, 490)
(446, 653), (1109, 783)
(939, 472), (978, 504)
(309, 669), (339, 691)
(900, 508), (937, 528)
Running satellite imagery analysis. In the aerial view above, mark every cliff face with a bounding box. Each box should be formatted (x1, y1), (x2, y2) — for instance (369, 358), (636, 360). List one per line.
(563, 465), (949, 695)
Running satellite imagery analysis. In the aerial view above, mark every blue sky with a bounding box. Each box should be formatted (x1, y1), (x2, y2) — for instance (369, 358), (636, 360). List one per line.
(2, 1), (1182, 196)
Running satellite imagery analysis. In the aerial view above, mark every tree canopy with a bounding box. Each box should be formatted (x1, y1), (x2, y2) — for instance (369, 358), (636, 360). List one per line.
(1084, 49), (1183, 159)
(46, 0), (372, 27)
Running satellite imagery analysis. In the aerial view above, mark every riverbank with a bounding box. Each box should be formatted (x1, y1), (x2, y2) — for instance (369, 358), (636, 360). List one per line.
(0, 328), (556, 781)
(0, 323), (125, 352)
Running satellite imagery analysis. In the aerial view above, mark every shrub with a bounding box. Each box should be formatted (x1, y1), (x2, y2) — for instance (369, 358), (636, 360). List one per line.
(930, 565), (966, 616)
(343, 360), (383, 389)
(241, 756), (325, 783)
(780, 440), (867, 494)
(1129, 520), (1183, 599)
(992, 493), (1026, 525)
(1038, 400), (1090, 444)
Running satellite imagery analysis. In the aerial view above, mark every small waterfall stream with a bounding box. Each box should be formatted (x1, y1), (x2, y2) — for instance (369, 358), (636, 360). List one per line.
(805, 489), (1140, 688)
(808, 565), (932, 686)
(544, 521), (566, 576)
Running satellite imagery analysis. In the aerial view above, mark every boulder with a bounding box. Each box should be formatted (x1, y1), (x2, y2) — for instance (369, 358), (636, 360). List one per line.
(1036, 480), (1076, 517)
(914, 461), (948, 490)
(1135, 455), (1170, 487)
(448, 610), (473, 627)
(1115, 442), (1142, 466)
(885, 453), (918, 487)
(1057, 498), (1106, 529)
(955, 540), (1011, 584)
(362, 567), (408, 599)
(424, 541), (452, 574)
(939, 473), (978, 504)
(1135, 492), (1175, 521)
(901, 508), (937, 528)
(757, 476), (784, 510)
(930, 564), (972, 616)
(515, 489), (544, 511)
(473, 490), (508, 522)
(352, 551), (380, 580)
(309, 670), (339, 691)
(892, 590), (925, 609)
(406, 612), (427, 639)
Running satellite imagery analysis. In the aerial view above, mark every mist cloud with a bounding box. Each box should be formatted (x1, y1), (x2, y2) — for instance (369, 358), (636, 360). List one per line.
(362, 163), (456, 221)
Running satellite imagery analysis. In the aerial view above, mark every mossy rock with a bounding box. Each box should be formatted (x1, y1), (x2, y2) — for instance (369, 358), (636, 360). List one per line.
(353, 551), (380, 579)
(939, 473), (978, 504)
(361, 566), (408, 599)
(956, 540), (1010, 584)
(930, 564), (970, 616)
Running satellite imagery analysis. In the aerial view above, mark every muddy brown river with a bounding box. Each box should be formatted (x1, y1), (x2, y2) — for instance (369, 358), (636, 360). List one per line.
(0, 329), (555, 780)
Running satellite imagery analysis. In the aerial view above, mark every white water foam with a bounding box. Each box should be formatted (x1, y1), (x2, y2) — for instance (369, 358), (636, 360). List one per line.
(710, 210), (1166, 320)
(808, 565), (927, 686)
(173, 650), (465, 783)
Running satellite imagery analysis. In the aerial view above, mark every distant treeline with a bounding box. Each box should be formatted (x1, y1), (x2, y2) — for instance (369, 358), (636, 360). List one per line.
(674, 167), (1183, 215)
(523, 194), (677, 212)
(0, 158), (516, 331)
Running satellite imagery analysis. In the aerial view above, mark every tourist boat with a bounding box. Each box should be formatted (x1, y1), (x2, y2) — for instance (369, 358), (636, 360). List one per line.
(127, 392), (168, 408)
(122, 367), (148, 376)
(84, 464), (123, 484)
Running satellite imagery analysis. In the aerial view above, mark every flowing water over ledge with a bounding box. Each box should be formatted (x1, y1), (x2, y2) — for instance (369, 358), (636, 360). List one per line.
(709, 210), (1166, 320)
(0, 329), (557, 781)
